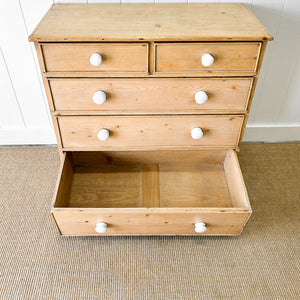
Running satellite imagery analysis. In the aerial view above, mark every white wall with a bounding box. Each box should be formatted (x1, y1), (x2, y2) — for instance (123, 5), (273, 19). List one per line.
(0, 0), (299, 145)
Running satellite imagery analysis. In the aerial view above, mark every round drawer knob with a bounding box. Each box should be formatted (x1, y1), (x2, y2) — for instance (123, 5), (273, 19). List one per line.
(201, 53), (214, 67)
(90, 53), (102, 66)
(195, 222), (207, 233)
(191, 127), (204, 140)
(92, 90), (107, 105)
(195, 91), (208, 104)
(95, 222), (107, 233)
(97, 128), (110, 141)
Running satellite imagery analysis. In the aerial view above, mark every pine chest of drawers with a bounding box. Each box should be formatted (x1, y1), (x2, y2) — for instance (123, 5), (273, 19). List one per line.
(29, 3), (272, 236)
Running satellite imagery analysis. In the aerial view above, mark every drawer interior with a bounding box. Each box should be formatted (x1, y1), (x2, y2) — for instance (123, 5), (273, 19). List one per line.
(54, 150), (250, 210)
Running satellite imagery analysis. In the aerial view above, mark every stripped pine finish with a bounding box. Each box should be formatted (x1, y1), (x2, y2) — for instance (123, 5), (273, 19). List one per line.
(52, 150), (251, 236)
(30, 3), (271, 236)
(49, 78), (253, 113)
(41, 43), (149, 74)
(57, 115), (244, 149)
(28, 4), (272, 42)
(154, 42), (262, 76)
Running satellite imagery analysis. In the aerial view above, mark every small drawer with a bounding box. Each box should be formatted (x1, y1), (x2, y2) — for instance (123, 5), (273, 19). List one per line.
(41, 43), (148, 76)
(154, 42), (261, 76)
(58, 115), (244, 150)
(50, 78), (253, 113)
(52, 150), (251, 236)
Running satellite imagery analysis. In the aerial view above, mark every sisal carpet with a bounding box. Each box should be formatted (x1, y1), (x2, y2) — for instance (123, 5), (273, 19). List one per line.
(0, 143), (299, 299)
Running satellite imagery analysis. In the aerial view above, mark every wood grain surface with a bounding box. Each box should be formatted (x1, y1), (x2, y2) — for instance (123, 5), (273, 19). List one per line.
(155, 42), (261, 76)
(29, 4), (272, 42)
(57, 115), (244, 149)
(42, 43), (148, 73)
(49, 78), (253, 113)
(52, 150), (251, 236)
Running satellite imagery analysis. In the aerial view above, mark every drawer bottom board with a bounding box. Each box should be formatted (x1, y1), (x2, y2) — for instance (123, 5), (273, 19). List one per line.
(52, 150), (251, 236)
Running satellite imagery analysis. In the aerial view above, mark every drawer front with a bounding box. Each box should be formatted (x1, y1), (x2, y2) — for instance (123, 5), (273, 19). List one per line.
(50, 78), (252, 113)
(52, 211), (250, 236)
(58, 115), (243, 149)
(42, 43), (148, 74)
(155, 42), (261, 76)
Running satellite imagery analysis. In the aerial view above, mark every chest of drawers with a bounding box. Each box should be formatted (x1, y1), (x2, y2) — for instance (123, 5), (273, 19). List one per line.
(29, 3), (272, 236)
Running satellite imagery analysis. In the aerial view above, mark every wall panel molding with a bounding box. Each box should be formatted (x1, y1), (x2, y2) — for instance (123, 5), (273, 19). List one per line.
(0, 128), (56, 145)
(244, 124), (300, 142)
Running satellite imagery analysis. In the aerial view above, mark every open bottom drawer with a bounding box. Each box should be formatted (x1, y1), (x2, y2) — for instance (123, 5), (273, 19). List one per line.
(52, 150), (251, 236)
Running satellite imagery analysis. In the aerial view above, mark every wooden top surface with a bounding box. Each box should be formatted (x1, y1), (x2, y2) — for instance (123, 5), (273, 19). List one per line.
(29, 4), (272, 42)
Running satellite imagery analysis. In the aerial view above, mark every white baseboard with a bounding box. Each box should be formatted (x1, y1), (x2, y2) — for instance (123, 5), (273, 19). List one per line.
(0, 127), (56, 145)
(0, 124), (299, 145)
(243, 124), (300, 142)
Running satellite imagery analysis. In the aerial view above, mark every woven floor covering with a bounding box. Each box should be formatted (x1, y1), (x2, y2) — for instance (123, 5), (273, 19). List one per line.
(0, 143), (299, 299)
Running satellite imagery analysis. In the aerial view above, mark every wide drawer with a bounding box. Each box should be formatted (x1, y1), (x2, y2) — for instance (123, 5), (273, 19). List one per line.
(58, 115), (244, 149)
(41, 43), (148, 75)
(52, 150), (251, 236)
(155, 42), (261, 76)
(50, 78), (253, 113)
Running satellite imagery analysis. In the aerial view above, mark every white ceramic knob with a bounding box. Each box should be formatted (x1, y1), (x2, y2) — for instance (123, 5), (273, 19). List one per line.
(191, 127), (204, 140)
(195, 91), (208, 104)
(201, 53), (214, 67)
(90, 53), (102, 66)
(92, 90), (106, 105)
(95, 222), (107, 233)
(97, 129), (110, 141)
(195, 222), (207, 233)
